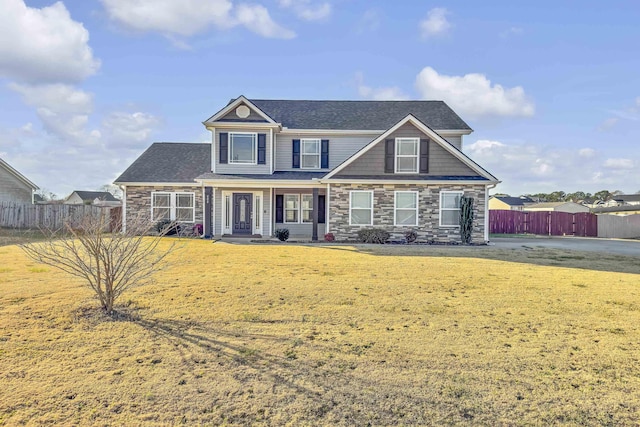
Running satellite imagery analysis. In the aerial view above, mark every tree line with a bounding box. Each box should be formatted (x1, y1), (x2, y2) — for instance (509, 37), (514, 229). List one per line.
(496, 189), (639, 203)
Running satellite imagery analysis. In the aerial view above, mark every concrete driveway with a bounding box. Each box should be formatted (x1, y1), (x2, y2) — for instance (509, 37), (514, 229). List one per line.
(490, 236), (640, 257)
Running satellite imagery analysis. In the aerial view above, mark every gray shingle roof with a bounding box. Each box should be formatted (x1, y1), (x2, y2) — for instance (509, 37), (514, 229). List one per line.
(115, 143), (211, 183)
(73, 191), (119, 202)
(492, 196), (533, 206)
(218, 99), (472, 131)
(196, 172), (326, 180)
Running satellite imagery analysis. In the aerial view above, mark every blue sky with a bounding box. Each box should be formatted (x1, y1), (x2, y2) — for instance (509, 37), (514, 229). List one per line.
(1, 0), (638, 198)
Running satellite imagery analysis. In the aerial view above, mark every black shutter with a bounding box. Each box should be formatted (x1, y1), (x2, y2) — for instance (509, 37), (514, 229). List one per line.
(219, 133), (228, 164)
(384, 139), (394, 173)
(292, 139), (300, 168)
(318, 195), (326, 224)
(321, 139), (329, 169)
(275, 195), (284, 223)
(420, 139), (430, 173)
(257, 134), (266, 164)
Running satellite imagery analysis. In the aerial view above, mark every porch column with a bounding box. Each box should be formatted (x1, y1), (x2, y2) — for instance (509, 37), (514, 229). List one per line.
(204, 187), (213, 238)
(312, 188), (319, 241)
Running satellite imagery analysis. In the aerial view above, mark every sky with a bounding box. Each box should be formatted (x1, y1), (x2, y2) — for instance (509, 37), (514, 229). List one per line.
(0, 0), (638, 198)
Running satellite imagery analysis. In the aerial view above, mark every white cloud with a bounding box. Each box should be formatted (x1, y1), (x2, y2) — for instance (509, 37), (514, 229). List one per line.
(465, 139), (639, 195)
(420, 7), (450, 39)
(101, 0), (295, 39)
(578, 148), (596, 158)
(500, 26), (523, 38)
(102, 112), (161, 148)
(279, 0), (331, 21)
(355, 73), (409, 101)
(356, 9), (381, 34)
(0, 0), (100, 84)
(8, 83), (95, 141)
(598, 117), (619, 131)
(415, 66), (535, 118)
(604, 158), (635, 170)
(234, 4), (296, 39)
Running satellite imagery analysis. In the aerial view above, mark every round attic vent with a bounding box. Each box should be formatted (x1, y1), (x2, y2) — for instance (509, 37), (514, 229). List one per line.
(236, 105), (250, 118)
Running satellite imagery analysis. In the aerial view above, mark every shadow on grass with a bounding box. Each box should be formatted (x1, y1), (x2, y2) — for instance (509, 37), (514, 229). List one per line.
(131, 316), (460, 425)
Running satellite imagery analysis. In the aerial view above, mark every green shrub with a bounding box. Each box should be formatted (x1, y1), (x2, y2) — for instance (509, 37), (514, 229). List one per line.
(357, 228), (390, 244)
(155, 219), (181, 235)
(274, 228), (290, 242)
(404, 229), (418, 243)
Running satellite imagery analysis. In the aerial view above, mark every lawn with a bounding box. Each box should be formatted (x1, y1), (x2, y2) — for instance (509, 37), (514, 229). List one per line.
(1, 239), (639, 425)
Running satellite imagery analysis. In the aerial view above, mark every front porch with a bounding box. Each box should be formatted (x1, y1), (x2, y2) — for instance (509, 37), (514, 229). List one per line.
(202, 183), (327, 240)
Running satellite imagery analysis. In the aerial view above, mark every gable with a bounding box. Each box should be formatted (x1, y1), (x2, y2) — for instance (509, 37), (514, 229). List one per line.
(217, 101), (269, 123)
(334, 122), (479, 177)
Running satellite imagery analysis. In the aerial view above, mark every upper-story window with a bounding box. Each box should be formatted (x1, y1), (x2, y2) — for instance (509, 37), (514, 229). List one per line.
(395, 138), (419, 173)
(301, 139), (320, 169)
(229, 132), (257, 164)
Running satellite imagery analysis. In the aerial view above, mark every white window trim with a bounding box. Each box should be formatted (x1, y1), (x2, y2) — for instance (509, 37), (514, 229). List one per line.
(284, 193), (300, 224)
(300, 138), (321, 170)
(151, 191), (195, 223)
(229, 132), (258, 165)
(439, 190), (463, 228)
(394, 191), (419, 226)
(301, 194), (314, 223)
(395, 137), (419, 174)
(349, 190), (374, 226)
(222, 191), (263, 235)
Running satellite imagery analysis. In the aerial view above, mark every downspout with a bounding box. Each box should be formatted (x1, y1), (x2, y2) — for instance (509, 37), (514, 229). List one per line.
(485, 183), (498, 242)
(120, 185), (127, 233)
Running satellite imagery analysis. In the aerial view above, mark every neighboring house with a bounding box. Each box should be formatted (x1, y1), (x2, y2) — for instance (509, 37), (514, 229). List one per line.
(524, 202), (590, 213)
(64, 191), (121, 207)
(488, 196), (534, 211)
(0, 158), (38, 204)
(592, 205), (640, 216)
(115, 96), (499, 242)
(613, 194), (640, 206)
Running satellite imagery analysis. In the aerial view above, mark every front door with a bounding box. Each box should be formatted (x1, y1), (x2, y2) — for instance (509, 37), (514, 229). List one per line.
(233, 193), (253, 234)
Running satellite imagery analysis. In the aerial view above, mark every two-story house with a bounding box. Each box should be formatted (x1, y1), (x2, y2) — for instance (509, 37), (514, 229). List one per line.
(115, 96), (499, 242)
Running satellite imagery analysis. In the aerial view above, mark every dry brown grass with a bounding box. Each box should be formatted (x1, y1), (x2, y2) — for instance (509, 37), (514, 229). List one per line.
(1, 240), (639, 425)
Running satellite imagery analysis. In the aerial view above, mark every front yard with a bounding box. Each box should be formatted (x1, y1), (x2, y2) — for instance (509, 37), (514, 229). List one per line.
(0, 240), (639, 425)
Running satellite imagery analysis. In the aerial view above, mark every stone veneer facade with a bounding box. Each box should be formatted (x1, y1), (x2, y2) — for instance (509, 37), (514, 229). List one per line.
(125, 185), (203, 228)
(328, 183), (486, 243)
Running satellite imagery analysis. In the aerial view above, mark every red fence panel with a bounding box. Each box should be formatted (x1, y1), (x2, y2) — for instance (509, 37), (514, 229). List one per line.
(490, 210), (527, 234)
(574, 212), (598, 237)
(489, 210), (599, 237)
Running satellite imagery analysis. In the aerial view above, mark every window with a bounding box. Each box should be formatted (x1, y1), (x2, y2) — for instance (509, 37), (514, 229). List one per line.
(152, 192), (195, 222)
(152, 193), (171, 221)
(350, 191), (373, 225)
(255, 195), (261, 229)
(301, 139), (320, 169)
(395, 138), (419, 173)
(440, 191), (463, 227)
(394, 191), (418, 226)
(302, 194), (313, 223)
(229, 132), (257, 164)
(284, 194), (299, 223)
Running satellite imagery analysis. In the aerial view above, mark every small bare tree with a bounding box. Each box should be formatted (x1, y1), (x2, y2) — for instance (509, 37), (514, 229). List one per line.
(20, 212), (178, 314)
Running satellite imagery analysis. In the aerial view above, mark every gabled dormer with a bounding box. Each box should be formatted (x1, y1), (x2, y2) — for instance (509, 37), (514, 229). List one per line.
(203, 96), (280, 174)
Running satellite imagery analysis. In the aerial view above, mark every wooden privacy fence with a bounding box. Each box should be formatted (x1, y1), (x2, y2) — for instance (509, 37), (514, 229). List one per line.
(0, 202), (121, 232)
(597, 214), (640, 239)
(490, 210), (598, 237)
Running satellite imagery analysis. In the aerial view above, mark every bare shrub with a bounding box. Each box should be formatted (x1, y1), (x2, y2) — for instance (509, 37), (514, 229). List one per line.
(20, 213), (178, 314)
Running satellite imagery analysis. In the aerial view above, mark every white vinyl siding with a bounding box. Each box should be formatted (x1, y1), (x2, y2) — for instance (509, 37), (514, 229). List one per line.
(275, 134), (374, 171)
(152, 192), (195, 222)
(440, 191), (463, 227)
(349, 190), (373, 226)
(394, 191), (418, 226)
